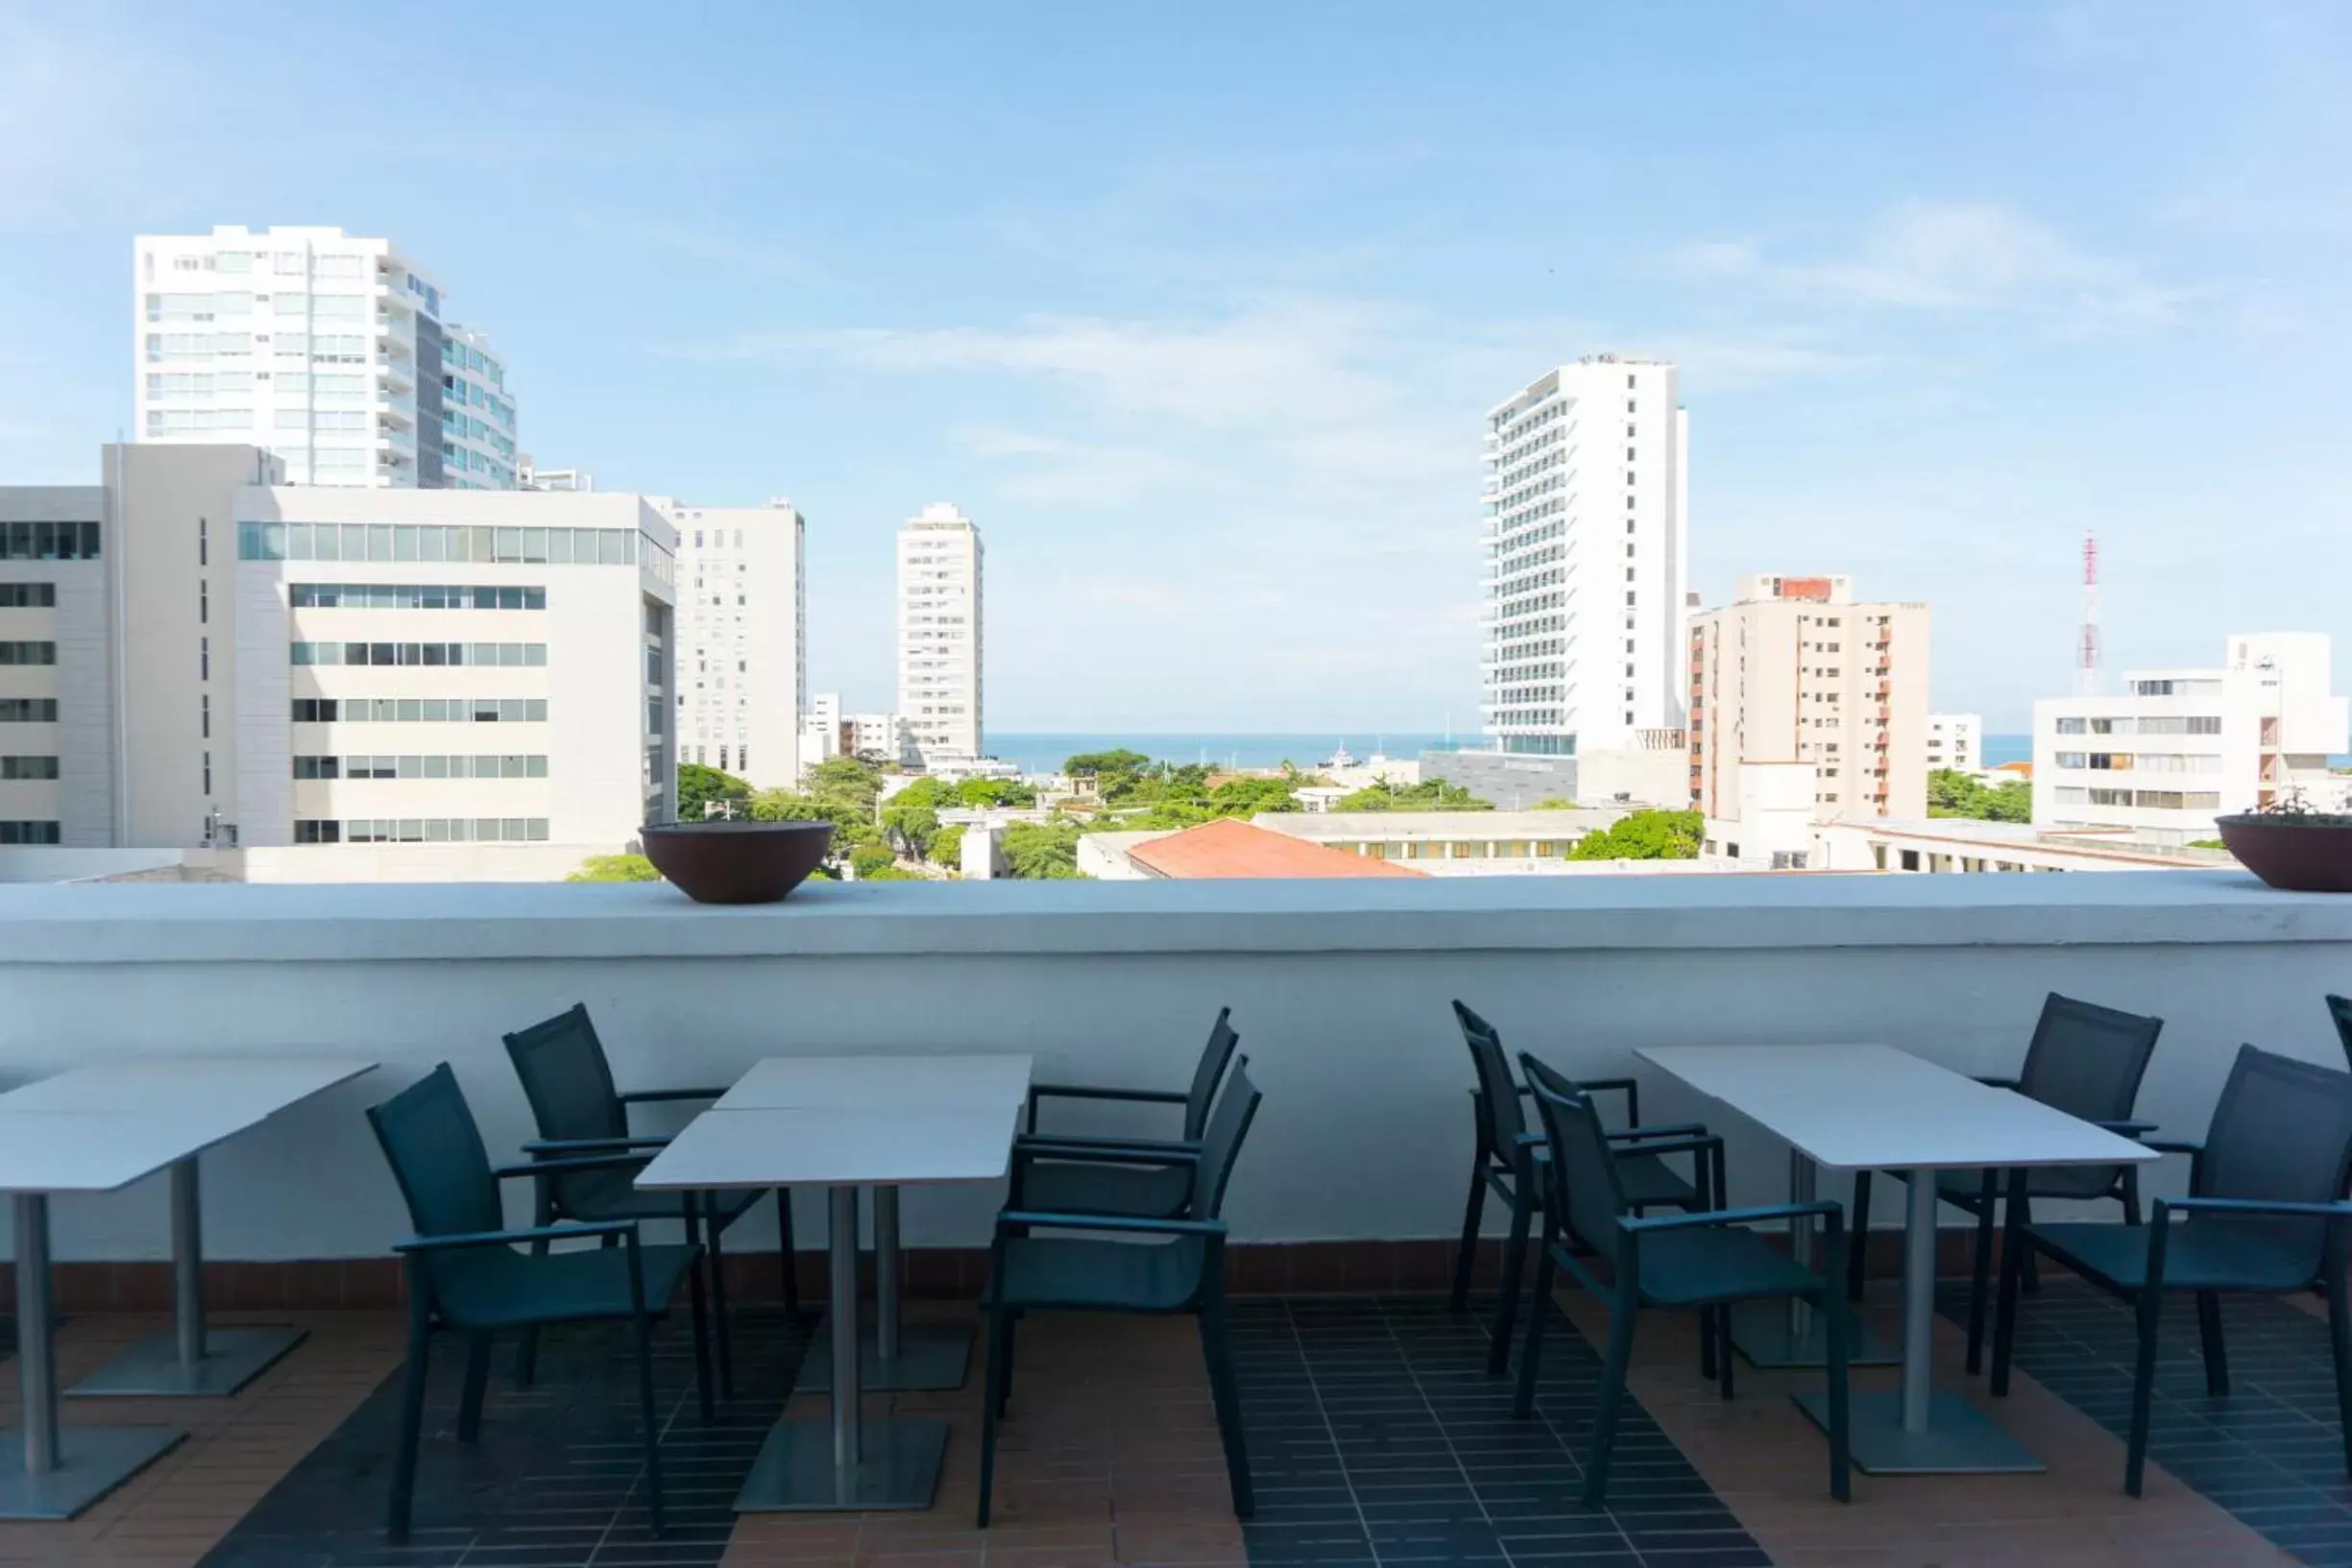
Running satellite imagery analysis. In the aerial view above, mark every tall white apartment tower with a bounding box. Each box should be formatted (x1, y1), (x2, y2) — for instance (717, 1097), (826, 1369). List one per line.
(896, 504), (983, 764)
(135, 227), (519, 491)
(663, 498), (806, 790)
(1481, 356), (1688, 758)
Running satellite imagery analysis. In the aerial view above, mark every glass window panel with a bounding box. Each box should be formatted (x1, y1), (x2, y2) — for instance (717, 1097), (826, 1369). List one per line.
(423, 756), (447, 779)
(424, 819), (450, 842)
(367, 525), (392, 562)
(494, 527), (521, 563)
(419, 525), (446, 564)
(522, 528), (546, 563)
(502, 818), (525, 842)
(397, 698), (422, 721)
(547, 529), (572, 565)
(524, 643), (546, 666)
(597, 530), (625, 566)
(527, 819), (549, 842)
(526, 755), (547, 779)
(393, 525), (419, 562)
(286, 522), (312, 558)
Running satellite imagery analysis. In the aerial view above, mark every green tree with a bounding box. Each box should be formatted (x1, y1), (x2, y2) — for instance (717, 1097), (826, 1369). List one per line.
(1928, 768), (2031, 824)
(1333, 779), (1493, 812)
(1567, 809), (1703, 860)
(1211, 775), (1305, 815)
(955, 776), (1037, 808)
(860, 863), (924, 880)
(847, 841), (896, 880)
(881, 801), (940, 859)
(676, 762), (752, 821)
(930, 823), (967, 868)
(1529, 796), (1576, 809)
(1065, 749), (1153, 801)
(803, 756), (884, 815)
(568, 853), (661, 881)
(1004, 821), (1083, 879)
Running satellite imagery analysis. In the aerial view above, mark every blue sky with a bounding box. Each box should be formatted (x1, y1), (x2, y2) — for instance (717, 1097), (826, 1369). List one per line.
(3, 1), (2346, 732)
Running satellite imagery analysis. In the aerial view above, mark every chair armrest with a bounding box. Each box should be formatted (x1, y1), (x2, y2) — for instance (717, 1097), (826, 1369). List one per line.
(523, 1136), (670, 1155)
(2142, 1139), (2204, 1155)
(1974, 1074), (2022, 1091)
(1610, 1134), (1721, 1162)
(1014, 1132), (1202, 1155)
(1012, 1139), (1202, 1168)
(1025, 1083), (1186, 1134)
(493, 1153), (649, 1179)
(995, 1209), (1226, 1238)
(1579, 1075), (1641, 1124)
(2156, 1195), (2352, 1220)
(394, 1219), (637, 1254)
(617, 1087), (729, 1104)
(1621, 1200), (1840, 1236)
(1608, 1122), (1707, 1143)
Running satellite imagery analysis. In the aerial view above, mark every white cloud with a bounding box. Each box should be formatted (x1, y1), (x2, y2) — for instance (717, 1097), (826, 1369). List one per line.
(950, 425), (1201, 506)
(1670, 201), (2197, 333)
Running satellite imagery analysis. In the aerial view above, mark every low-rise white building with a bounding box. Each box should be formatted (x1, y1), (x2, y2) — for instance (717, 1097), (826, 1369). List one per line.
(1927, 712), (1981, 775)
(2032, 635), (2348, 846)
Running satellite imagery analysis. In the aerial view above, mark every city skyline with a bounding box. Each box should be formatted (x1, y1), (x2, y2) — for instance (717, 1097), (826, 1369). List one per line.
(4, 4), (2349, 730)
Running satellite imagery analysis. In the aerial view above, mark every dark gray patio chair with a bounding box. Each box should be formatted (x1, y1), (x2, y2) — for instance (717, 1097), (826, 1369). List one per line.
(367, 1065), (714, 1541)
(1849, 992), (2162, 1372)
(504, 1002), (794, 1398)
(1007, 1044), (1256, 1219)
(1021, 1005), (1238, 1149)
(1448, 1000), (1722, 1378)
(1513, 1054), (1851, 1507)
(2328, 995), (2352, 1071)
(1989, 1043), (2352, 1497)
(978, 1059), (1263, 1529)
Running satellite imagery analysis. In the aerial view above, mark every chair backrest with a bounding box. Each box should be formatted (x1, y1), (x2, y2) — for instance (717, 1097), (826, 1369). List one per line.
(2016, 992), (2164, 1197)
(1452, 1000), (1526, 1157)
(366, 1065), (504, 1304)
(1190, 1055), (1263, 1219)
(1521, 1052), (1633, 1267)
(2327, 996), (2352, 1073)
(1181, 1007), (1242, 1142)
(502, 1003), (629, 1147)
(2196, 1044), (2352, 1278)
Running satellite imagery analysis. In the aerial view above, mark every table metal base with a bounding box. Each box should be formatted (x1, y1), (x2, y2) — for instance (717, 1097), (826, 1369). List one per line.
(68, 1326), (306, 1399)
(1792, 1389), (2045, 1475)
(0, 1427), (184, 1520)
(735, 1416), (950, 1511)
(1729, 1301), (1897, 1369)
(797, 1321), (972, 1392)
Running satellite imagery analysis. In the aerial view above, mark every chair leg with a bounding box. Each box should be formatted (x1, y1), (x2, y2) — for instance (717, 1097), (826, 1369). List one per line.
(1581, 1295), (1639, 1509)
(456, 1333), (492, 1442)
(388, 1315), (431, 1542)
(1489, 1189), (1534, 1377)
(1200, 1290), (1253, 1519)
(1990, 1204), (2026, 1397)
(2126, 1287), (2163, 1497)
(1847, 1171), (1872, 1301)
(1822, 1288), (1852, 1503)
(1697, 1305), (1716, 1385)
(2122, 1171), (2143, 1227)
(2328, 1264), (2352, 1480)
(2018, 1195), (2041, 1293)
(2196, 1291), (2230, 1398)
(978, 1304), (1014, 1528)
(776, 1188), (803, 1318)
(632, 1310), (668, 1537)
(1716, 1307), (1734, 1401)
(1512, 1242), (1558, 1418)
(707, 1206), (737, 1402)
(687, 1237), (717, 1424)
(997, 1310), (1021, 1418)
(1450, 1164), (1489, 1313)
(1965, 1200), (1997, 1376)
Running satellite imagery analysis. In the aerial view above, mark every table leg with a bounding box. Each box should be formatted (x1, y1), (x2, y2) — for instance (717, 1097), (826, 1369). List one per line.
(68, 1157), (306, 1399)
(0, 1194), (182, 1519)
(1733, 1150), (1895, 1369)
(732, 1183), (948, 1511)
(1793, 1167), (2042, 1474)
(796, 1183), (974, 1393)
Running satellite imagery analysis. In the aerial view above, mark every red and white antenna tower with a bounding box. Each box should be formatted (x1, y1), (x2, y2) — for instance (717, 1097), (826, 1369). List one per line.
(2075, 532), (2101, 698)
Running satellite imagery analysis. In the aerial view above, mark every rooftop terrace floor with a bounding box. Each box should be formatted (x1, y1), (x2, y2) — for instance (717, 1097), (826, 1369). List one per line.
(0, 1273), (2339, 1568)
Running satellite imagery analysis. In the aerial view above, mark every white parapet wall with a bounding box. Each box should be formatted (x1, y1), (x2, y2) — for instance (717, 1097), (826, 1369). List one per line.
(0, 870), (2348, 1263)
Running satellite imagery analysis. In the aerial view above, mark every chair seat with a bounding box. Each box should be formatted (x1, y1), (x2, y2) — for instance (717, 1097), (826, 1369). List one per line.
(1019, 1159), (1194, 1219)
(435, 1242), (701, 1330)
(989, 1234), (1206, 1313)
(1634, 1226), (1823, 1308)
(556, 1166), (761, 1228)
(2028, 1220), (2317, 1293)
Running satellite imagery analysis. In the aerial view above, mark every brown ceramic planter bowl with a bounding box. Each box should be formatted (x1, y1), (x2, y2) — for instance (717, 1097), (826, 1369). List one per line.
(640, 821), (834, 904)
(2216, 814), (2352, 893)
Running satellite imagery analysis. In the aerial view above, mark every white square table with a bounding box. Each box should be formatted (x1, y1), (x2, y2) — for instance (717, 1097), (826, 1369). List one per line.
(0, 1089), (352, 1521)
(637, 1099), (1021, 1511)
(714, 1053), (1033, 1394)
(0, 1058), (376, 1406)
(1637, 1043), (2158, 1475)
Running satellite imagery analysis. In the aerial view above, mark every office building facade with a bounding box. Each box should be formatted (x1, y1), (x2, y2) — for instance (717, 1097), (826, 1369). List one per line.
(896, 503), (983, 764)
(664, 499), (805, 790)
(134, 227), (517, 491)
(1481, 356), (1689, 759)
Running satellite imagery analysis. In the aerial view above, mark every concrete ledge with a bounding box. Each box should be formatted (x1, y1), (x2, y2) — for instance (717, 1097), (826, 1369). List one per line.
(0, 868), (2338, 965)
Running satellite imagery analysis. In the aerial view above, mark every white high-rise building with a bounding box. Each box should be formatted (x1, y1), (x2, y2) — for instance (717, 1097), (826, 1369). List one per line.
(662, 499), (805, 790)
(1, 446), (674, 860)
(2033, 635), (2349, 845)
(896, 503), (983, 765)
(134, 227), (519, 491)
(1481, 356), (1688, 759)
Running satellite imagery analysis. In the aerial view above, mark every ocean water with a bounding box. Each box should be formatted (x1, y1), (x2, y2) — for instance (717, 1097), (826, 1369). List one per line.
(1983, 734), (2030, 767)
(988, 733), (1458, 774)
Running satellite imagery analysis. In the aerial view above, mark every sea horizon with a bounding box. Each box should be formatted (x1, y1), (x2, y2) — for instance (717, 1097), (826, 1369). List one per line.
(983, 732), (2045, 774)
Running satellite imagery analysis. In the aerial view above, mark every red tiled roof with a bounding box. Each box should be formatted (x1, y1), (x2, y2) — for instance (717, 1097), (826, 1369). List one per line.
(1128, 817), (1425, 880)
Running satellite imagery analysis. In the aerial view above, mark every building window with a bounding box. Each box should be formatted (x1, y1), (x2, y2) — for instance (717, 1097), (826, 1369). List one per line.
(0, 699), (58, 722)
(201, 636), (209, 679)
(0, 521), (100, 561)
(0, 641), (57, 665)
(290, 583), (547, 611)
(201, 693), (210, 738)
(289, 641), (547, 667)
(0, 821), (61, 845)
(0, 756), (59, 781)
(0, 584), (57, 608)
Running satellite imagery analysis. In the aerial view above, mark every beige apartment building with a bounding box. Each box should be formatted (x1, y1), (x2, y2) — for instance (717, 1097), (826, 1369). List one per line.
(1, 445), (676, 861)
(1688, 573), (1930, 826)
